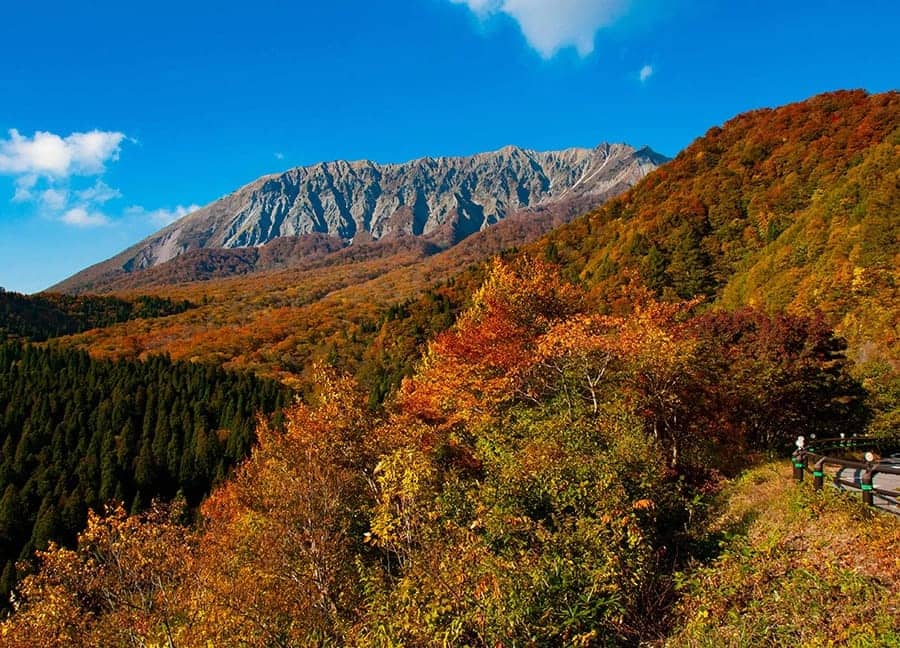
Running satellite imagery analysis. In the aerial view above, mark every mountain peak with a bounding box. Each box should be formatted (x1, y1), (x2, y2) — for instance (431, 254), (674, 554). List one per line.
(54, 142), (667, 293)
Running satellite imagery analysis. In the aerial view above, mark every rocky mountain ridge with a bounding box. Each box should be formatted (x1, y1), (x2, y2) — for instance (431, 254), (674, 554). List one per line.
(54, 142), (666, 293)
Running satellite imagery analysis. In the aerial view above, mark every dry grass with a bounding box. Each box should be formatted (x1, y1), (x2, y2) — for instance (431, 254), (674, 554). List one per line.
(667, 461), (900, 647)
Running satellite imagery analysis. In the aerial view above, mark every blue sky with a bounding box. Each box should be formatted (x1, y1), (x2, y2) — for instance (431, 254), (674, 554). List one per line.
(0, 0), (897, 293)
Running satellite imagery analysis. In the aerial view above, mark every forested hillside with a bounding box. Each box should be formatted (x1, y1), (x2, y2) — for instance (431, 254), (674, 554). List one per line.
(535, 91), (896, 302)
(0, 259), (870, 646)
(530, 89), (898, 426)
(0, 289), (193, 342)
(0, 342), (290, 600)
(49, 200), (585, 392)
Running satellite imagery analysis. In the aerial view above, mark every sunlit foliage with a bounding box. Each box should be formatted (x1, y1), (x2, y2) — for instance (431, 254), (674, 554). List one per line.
(0, 259), (867, 645)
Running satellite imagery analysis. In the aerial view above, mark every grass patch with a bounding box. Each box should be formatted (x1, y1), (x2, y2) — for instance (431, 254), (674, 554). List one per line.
(667, 462), (900, 647)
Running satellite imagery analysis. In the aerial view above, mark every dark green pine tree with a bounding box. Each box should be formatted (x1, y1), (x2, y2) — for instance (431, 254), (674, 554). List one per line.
(30, 495), (60, 552)
(667, 227), (715, 298)
(642, 245), (670, 292)
(0, 339), (288, 604)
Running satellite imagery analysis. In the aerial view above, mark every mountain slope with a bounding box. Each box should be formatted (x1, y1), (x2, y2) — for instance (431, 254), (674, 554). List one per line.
(48, 195), (598, 388)
(527, 89), (898, 430)
(532, 91), (898, 351)
(54, 143), (665, 293)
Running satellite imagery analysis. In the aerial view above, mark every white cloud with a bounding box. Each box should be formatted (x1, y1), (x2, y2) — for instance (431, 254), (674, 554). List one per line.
(126, 203), (202, 226)
(639, 64), (653, 82)
(76, 180), (122, 204)
(0, 128), (133, 228)
(451, 0), (629, 57)
(39, 188), (69, 210)
(274, 152), (285, 160)
(0, 128), (126, 178)
(12, 175), (37, 202)
(60, 206), (109, 227)
(0, 127), (204, 233)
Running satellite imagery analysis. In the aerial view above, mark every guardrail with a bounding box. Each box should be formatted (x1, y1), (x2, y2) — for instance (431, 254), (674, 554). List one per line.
(791, 435), (900, 512)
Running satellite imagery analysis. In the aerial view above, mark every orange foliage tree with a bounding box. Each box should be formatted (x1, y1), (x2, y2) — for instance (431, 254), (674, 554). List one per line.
(0, 502), (195, 648)
(187, 365), (379, 646)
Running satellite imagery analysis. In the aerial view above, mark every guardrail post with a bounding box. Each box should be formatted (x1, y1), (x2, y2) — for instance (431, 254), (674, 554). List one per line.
(813, 458), (825, 490)
(793, 437), (806, 482)
(861, 470), (874, 506)
(861, 452), (876, 507)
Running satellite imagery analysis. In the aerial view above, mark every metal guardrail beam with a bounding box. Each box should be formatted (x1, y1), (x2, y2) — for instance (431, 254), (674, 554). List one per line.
(791, 435), (900, 514)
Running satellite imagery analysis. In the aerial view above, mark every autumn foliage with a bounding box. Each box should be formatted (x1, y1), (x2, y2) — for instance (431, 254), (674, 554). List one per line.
(0, 259), (868, 646)
(1, 502), (195, 647)
(534, 89), (899, 431)
(0, 90), (894, 645)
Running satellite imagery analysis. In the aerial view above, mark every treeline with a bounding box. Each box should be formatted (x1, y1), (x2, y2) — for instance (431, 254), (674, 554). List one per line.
(0, 288), (194, 342)
(0, 341), (291, 599)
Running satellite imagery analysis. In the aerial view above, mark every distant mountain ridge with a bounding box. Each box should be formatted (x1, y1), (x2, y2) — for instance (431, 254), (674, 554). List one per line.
(54, 143), (666, 293)
(42, 90), (898, 425)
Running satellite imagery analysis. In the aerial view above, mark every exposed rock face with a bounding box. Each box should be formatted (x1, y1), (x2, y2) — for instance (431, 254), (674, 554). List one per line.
(55, 143), (667, 292)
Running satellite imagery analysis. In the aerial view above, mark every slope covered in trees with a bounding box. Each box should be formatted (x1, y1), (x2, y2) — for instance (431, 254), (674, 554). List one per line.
(0, 341), (290, 601)
(530, 89), (898, 427)
(0, 289), (193, 342)
(0, 259), (869, 645)
(49, 200), (582, 391)
(535, 91), (896, 303)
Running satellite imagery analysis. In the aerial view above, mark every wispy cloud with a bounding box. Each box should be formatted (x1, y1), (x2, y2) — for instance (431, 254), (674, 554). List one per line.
(12, 175), (38, 203)
(274, 152), (285, 160)
(39, 188), (69, 210)
(76, 180), (122, 204)
(639, 64), (654, 82)
(61, 206), (110, 228)
(126, 203), (202, 226)
(451, 0), (629, 58)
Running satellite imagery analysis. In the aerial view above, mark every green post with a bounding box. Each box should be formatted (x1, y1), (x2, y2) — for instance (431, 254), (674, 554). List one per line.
(813, 459), (825, 490)
(861, 470), (874, 506)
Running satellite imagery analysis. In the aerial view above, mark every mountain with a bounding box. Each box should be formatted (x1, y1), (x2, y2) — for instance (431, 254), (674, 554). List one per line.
(45, 91), (898, 421)
(53, 143), (666, 293)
